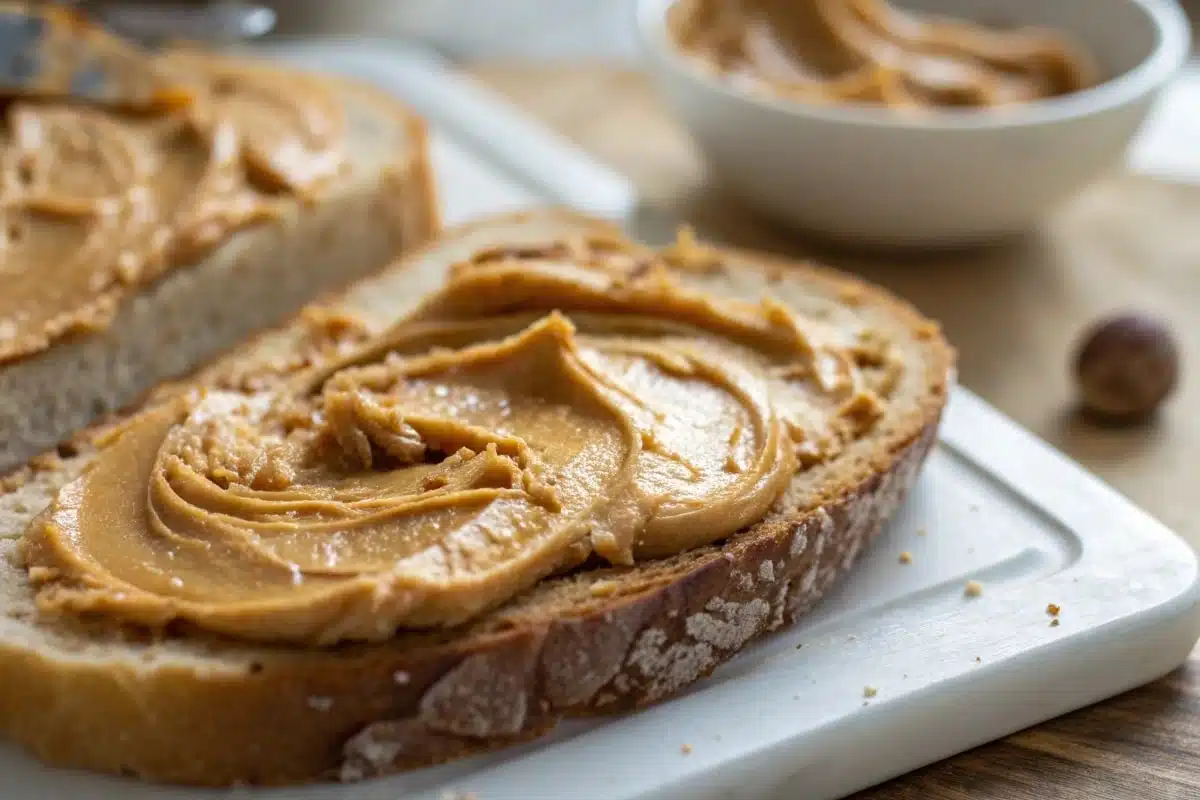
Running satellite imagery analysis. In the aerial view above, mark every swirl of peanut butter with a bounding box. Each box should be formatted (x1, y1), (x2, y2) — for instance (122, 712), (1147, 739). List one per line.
(671, 0), (1098, 108)
(0, 44), (346, 363)
(22, 237), (893, 645)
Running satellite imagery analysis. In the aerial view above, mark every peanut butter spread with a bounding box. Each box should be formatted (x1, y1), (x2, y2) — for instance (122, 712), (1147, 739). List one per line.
(670, 0), (1098, 109)
(0, 42), (347, 364)
(22, 236), (899, 646)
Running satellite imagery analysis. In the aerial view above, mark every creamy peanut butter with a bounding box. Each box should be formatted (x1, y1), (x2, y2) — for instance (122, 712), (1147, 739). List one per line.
(0, 40), (347, 363)
(670, 0), (1098, 109)
(22, 237), (898, 645)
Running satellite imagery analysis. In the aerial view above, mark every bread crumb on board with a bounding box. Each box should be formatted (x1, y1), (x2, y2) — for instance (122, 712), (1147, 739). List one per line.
(964, 580), (983, 597)
(898, 551), (913, 565)
(916, 527), (927, 536)
(1050, 618), (1061, 628)
(1046, 603), (1061, 617)
(863, 685), (878, 698)
(681, 744), (693, 755)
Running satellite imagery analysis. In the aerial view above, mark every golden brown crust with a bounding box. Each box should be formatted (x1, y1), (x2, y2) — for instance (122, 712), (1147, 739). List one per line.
(0, 211), (952, 786)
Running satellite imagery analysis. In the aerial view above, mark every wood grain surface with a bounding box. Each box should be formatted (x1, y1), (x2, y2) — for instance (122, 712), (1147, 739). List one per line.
(468, 64), (1200, 800)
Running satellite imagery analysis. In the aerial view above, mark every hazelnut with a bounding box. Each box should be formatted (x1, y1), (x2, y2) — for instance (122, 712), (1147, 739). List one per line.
(1073, 313), (1179, 422)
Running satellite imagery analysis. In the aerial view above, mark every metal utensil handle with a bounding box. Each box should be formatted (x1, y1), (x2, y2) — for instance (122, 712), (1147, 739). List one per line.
(81, 2), (276, 46)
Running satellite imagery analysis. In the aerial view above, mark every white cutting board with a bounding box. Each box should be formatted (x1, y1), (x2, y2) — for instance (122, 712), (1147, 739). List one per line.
(2, 39), (1196, 800)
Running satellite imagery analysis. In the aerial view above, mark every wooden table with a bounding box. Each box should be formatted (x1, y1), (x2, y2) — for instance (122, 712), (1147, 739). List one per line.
(469, 64), (1200, 800)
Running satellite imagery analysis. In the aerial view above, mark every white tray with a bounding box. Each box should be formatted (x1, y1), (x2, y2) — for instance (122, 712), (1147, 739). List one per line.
(5, 39), (1196, 800)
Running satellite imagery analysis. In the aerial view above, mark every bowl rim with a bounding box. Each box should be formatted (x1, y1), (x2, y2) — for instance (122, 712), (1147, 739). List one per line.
(634, 0), (1192, 130)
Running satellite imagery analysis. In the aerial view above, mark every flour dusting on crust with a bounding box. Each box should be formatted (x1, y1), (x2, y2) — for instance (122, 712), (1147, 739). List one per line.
(686, 597), (771, 651)
(420, 646), (536, 736)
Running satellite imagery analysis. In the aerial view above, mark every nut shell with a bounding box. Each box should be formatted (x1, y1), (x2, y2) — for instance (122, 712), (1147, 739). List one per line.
(1073, 313), (1179, 422)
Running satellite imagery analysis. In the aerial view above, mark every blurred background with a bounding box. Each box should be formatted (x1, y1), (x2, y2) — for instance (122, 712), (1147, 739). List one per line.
(266, 0), (1198, 60)
(268, 0), (640, 60)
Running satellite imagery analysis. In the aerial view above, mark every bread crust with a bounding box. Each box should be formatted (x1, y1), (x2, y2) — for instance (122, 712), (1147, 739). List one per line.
(0, 211), (951, 787)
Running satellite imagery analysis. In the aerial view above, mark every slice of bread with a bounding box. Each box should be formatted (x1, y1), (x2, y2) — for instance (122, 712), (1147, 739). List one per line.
(0, 53), (438, 475)
(0, 211), (952, 787)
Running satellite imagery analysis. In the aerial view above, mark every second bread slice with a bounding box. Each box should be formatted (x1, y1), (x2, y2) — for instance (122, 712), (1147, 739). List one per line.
(0, 52), (439, 475)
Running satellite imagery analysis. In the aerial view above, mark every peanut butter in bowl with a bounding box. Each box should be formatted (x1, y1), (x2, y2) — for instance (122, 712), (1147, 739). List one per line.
(668, 0), (1101, 111)
(639, 0), (1189, 244)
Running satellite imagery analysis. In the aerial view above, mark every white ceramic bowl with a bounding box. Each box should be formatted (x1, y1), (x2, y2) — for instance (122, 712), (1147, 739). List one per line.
(636, 0), (1191, 246)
